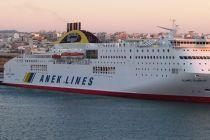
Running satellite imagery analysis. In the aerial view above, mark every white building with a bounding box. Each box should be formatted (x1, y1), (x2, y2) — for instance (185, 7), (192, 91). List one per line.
(14, 33), (20, 39)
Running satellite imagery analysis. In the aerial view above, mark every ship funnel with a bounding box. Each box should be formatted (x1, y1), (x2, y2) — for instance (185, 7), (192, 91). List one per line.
(67, 22), (81, 32)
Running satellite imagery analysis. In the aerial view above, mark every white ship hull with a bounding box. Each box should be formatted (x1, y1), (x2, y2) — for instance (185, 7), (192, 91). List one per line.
(4, 42), (210, 103)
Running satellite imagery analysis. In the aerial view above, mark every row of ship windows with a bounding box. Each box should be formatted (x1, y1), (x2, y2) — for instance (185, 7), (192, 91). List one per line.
(136, 74), (169, 78)
(30, 65), (47, 71)
(136, 49), (170, 53)
(136, 68), (183, 72)
(16, 60), (45, 63)
(180, 56), (210, 60)
(101, 56), (127, 59)
(102, 44), (118, 47)
(136, 67), (209, 72)
(54, 60), (90, 65)
(101, 44), (145, 47)
(184, 49), (210, 52)
(100, 56), (176, 60)
(101, 49), (170, 53)
(93, 61), (207, 66)
(136, 68), (171, 71)
(171, 41), (210, 45)
(101, 49), (210, 53)
(24, 60), (46, 63)
(93, 66), (116, 74)
(135, 56), (175, 59)
(137, 62), (207, 66)
(136, 69), (179, 77)
(94, 61), (126, 64)
(102, 43), (159, 48)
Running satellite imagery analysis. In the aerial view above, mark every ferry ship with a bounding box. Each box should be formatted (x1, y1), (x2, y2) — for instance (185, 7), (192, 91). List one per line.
(3, 22), (210, 103)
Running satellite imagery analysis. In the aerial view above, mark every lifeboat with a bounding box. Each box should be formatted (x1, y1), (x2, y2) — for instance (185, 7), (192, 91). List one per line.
(52, 54), (61, 59)
(61, 52), (85, 58)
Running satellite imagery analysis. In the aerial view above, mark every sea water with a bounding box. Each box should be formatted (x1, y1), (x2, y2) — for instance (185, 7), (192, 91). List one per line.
(0, 86), (210, 140)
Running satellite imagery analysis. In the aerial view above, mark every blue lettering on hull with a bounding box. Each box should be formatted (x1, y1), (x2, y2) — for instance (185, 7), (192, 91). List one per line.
(39, 75), (94, 86)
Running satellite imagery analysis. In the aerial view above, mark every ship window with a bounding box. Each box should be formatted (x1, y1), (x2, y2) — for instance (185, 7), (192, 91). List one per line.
(180, 56), (184, 59)
(86, 50), (98, 59)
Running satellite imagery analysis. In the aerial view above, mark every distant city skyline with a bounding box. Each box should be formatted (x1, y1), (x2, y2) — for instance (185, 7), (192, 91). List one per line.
(0, 0), (210, 33)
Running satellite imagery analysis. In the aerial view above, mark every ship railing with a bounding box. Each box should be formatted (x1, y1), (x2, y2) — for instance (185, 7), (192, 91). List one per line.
(118, 40), (158, 48)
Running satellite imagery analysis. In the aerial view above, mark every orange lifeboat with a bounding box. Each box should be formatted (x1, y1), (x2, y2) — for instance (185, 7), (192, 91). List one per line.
(52, 54), (61, 59)
(61, 52), (84, 58)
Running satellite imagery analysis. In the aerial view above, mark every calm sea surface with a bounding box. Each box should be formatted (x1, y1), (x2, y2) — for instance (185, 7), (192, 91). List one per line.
(1, 86), (210, 140)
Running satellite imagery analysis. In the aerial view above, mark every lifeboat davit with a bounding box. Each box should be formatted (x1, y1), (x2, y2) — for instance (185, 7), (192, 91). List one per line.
(61, 52), (85, 58)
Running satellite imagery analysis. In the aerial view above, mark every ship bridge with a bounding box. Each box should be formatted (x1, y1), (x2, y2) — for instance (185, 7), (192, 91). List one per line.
(171, 38), (210, 48)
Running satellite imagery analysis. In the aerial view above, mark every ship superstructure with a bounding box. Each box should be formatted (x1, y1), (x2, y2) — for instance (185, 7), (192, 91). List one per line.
(4, 23), (210, 102)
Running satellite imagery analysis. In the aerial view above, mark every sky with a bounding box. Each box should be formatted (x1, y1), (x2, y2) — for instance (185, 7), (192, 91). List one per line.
(0, 0), (210, 33)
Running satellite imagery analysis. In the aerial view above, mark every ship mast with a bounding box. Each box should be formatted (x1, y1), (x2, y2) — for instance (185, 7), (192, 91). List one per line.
(157, 19), (178, 40)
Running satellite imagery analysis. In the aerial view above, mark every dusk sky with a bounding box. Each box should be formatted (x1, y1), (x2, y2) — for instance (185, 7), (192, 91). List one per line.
(0, 0), (210, 33)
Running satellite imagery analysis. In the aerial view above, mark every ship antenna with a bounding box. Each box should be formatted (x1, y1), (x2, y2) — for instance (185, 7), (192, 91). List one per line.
(157, 19), (178, 40)
(172, 19), (176, 28)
